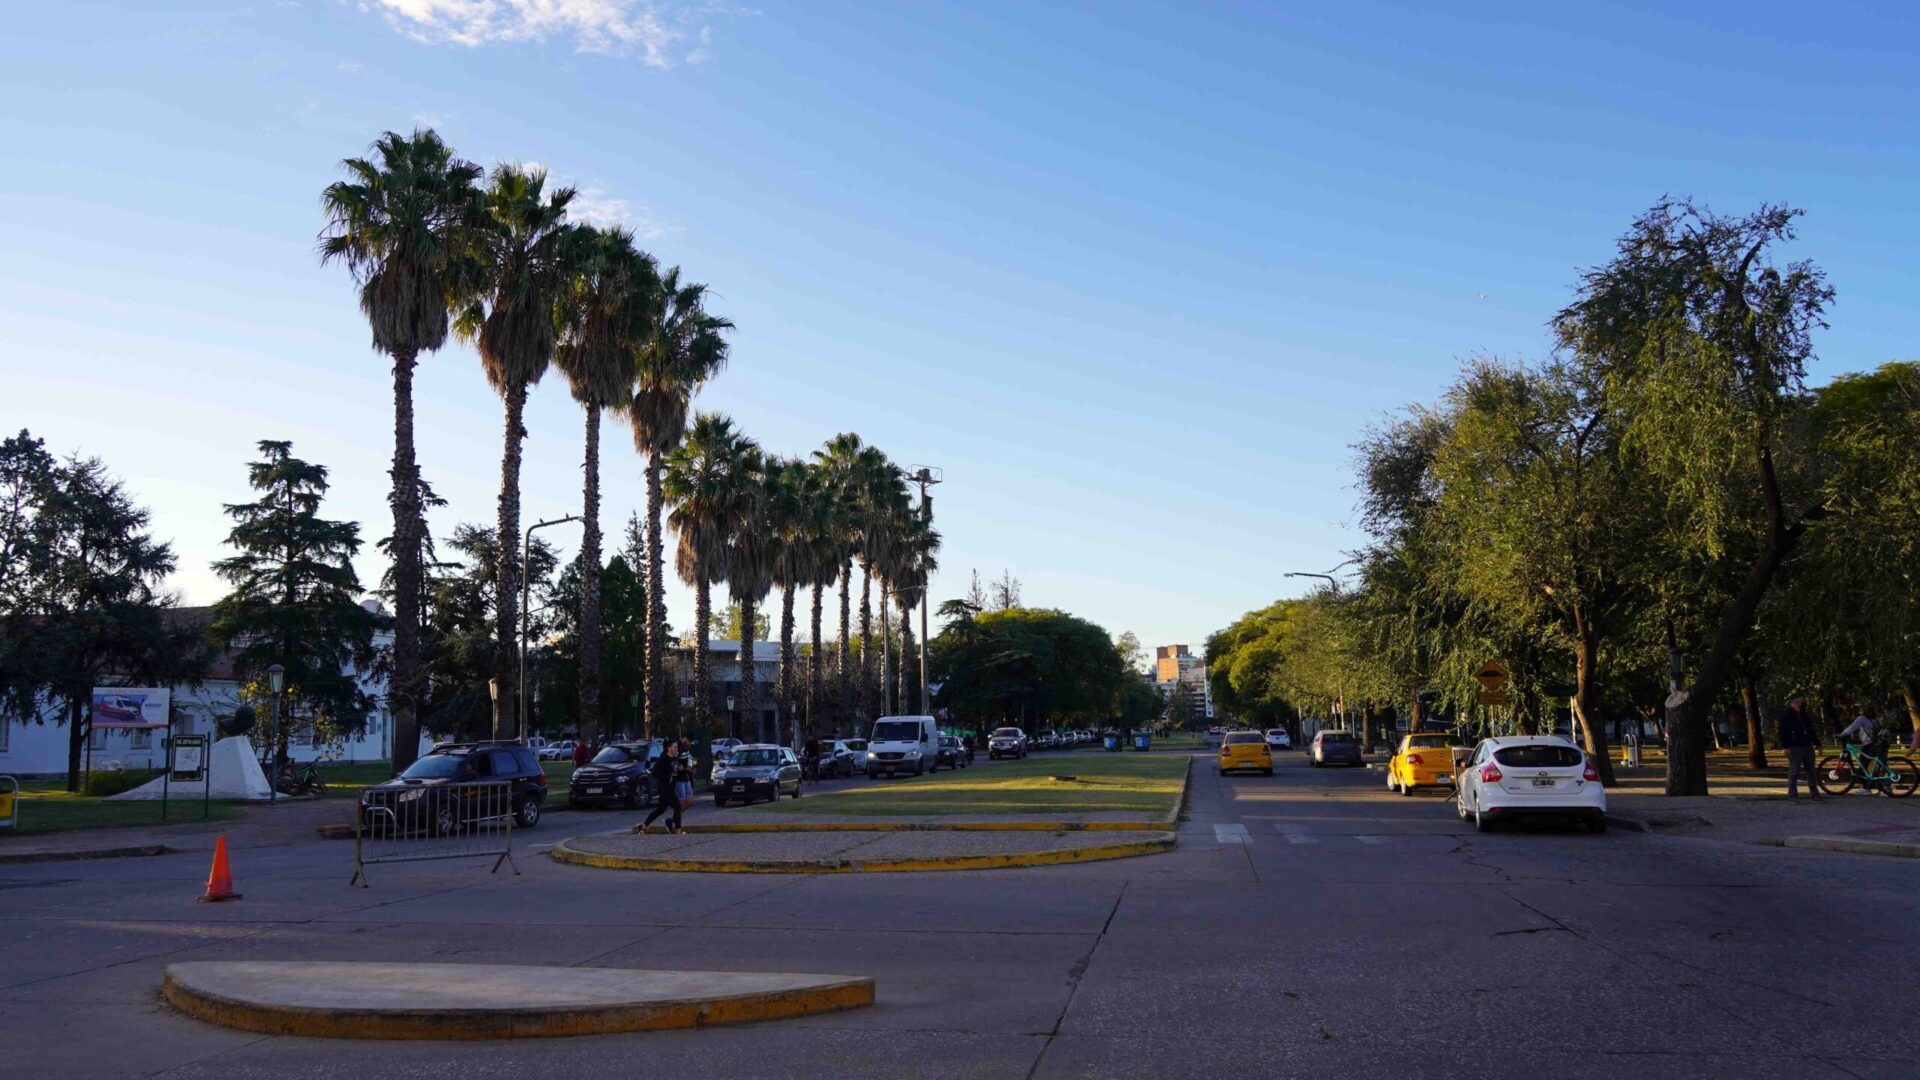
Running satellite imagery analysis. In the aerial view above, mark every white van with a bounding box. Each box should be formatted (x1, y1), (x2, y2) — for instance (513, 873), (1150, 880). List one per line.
(866, 715), (940, 778)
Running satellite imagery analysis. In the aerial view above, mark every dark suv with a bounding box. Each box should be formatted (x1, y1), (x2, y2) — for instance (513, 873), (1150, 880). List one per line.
(371, 741), (549, 832)
(568, 740), (663, 809)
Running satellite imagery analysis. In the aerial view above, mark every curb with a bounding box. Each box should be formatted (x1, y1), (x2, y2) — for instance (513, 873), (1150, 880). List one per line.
(161, 963), (875, 1040)
(0, 843), (178, 865)
(1782, 835), (1920, 859)
(550, 832), (1177, 874)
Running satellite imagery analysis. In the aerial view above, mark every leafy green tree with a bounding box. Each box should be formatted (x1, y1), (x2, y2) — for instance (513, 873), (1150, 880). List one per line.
(320, 128), (484, 773)
(931, 606), (1125, 735)
(207, 441), (381, 756)
(418, 525), (558, 741)
(664, 413), (756, 739)
(1555, 200), (1833, 794)
(554, 225), (657, 742)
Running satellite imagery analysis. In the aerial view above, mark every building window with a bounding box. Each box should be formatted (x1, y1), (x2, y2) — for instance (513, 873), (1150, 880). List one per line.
(130, 729), (152, 750)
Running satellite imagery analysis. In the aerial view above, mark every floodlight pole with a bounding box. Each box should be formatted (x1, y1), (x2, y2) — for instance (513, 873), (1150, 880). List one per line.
(520, 515), (583, 740)
(909, 466), (942, 716)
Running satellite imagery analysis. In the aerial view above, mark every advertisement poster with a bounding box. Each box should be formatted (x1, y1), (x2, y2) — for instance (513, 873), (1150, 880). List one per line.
(170, 735), (207, 781)
(91, 688), (170, 728)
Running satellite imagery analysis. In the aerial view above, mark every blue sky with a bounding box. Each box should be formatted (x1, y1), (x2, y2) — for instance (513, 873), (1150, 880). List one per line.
(4, 1), (1916, 658)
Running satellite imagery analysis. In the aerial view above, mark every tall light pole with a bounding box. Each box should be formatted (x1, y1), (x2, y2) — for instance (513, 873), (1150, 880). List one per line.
(519, 514), (583, 741)
(1283, 558), (1356, 594)
(266, 663), (285, 807)
(908, 466), (941, 716)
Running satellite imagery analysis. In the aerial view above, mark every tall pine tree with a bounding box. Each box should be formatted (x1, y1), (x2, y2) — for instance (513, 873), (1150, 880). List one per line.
(209, 441), (379, 755)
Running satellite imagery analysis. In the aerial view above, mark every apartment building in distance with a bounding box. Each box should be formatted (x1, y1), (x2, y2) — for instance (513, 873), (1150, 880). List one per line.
(1154, 644), (1215, 721)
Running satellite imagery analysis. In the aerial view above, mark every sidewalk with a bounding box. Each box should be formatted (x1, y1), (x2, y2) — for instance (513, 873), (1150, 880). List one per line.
(1602, 753), (1920, 846)
(0, 796), (347, 862)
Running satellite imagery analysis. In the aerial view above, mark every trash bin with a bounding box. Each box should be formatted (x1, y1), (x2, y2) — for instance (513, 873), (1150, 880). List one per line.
(1103, 734), (1119, 752)
(1133, 732), (1150, 751)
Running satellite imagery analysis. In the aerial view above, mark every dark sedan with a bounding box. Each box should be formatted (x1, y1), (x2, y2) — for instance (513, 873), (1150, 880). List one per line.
(1310, 730), (1364, 767)
(567, 740), (662, 809)
(713, 744), (803, 806)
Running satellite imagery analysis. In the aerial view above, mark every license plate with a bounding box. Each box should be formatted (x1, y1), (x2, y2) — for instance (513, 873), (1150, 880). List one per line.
(731, 783), (745, 790)
(585, 786), (604, 794)
(1531, 779), (1556, 788)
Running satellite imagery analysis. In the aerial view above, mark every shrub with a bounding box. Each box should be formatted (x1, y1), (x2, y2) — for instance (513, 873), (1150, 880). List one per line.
(83, 767), (156, 797)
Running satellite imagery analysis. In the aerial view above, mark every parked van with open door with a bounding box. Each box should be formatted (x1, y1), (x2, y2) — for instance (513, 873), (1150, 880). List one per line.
(866, 715), (940, 777)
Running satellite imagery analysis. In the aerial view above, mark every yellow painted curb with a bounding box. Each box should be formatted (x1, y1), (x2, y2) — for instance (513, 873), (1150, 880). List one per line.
(551, 833), (1177, 874)
(162, 969), (875, 1040)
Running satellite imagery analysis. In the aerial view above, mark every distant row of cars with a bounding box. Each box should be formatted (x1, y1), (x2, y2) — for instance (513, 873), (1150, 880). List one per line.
(986, 726), (1116, 759)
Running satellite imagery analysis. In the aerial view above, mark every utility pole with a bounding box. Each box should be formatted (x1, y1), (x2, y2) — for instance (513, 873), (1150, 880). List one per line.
(520, 515), (583, 740)
(908, 466), (941, 716)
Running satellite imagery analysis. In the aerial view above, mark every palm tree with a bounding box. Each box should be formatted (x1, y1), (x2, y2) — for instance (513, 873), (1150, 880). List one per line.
(456, 164), (576, 739)
(890, 513), (942, 713)
(320, 128), (483, 774)
(801, 461), (843, 737)
(664, 413), (754, 740)
(866, 469), (912, 714)
(813, 434), (889, 724)
(764, 457), (812, 747)
(554, 225), (657, 744)
(725, 450), (775, 743)
(620, 269), (732, 739)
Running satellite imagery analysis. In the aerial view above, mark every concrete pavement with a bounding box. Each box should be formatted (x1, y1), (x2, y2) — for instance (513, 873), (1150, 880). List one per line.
(0, 749), (1915, 1078)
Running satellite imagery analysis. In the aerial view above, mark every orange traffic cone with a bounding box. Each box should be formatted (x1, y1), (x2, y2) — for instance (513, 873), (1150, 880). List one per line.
(198, 835), (241, 903)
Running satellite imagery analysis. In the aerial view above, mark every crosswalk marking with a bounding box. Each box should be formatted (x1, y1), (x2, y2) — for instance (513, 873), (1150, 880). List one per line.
(1214, 823), (1250, 844)
(1355, 835), (1386, 845)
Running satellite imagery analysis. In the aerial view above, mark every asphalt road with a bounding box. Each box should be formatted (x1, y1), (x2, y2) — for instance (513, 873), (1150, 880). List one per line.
(2, 750), (1915, 1079)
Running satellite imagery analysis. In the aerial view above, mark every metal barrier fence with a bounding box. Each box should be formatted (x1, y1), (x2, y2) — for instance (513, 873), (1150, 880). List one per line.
(351, 779), (519, 887)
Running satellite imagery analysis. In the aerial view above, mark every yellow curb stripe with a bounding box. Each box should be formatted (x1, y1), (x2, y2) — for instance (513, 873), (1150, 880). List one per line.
(162, 971), (874, 1040)
(551, 834), (1176, 874)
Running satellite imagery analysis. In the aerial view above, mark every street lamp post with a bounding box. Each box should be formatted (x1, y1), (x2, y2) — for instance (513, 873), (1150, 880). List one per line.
(518, 515), (583, 742)
(488, 677), (500, 741)
(266, 664), (285, 807)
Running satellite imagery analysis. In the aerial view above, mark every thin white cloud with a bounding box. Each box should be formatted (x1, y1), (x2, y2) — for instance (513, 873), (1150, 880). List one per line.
(369, 1), (734, 66)
(569, 189), (675, 240)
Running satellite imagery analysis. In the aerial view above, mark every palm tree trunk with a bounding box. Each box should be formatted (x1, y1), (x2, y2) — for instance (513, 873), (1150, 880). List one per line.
(495, 381), (527, 740)
(645, 454), (667, 736)
(779, 585), (797, 747)
(837, 560), (853, 725)
(693, 575), (712, 739)
(879, 581), (892, 715)
(578, 406), (603, 744)
(809, 582), (825, 737)
(739, 596), (759, 742)
(389, 348), (424, 775)
(898, 614), (913, 713)
(858, 565), (873, 721)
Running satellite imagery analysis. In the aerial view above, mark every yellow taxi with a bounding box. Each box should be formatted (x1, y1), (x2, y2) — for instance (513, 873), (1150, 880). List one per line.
(1218, 731), (1274, 776)
(1387, 733), (1460, 794)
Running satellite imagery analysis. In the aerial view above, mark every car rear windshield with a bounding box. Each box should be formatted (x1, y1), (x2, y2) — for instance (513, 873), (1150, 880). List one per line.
(1494, 745), (1584, 768)
(1223, 732), (1264, 745)
(872, 721), (923, 742)
(1266, 729), (1286, 737)
(1319, 733), (1356, 744)
(1407, 736), (1453, 748)
(993, 728), (1022, 738)
(401, 755), (467, 780)
(731, 749), (782, 766)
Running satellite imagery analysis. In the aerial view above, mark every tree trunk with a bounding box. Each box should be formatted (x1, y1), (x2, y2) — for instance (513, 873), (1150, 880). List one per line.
(738, 595), (758, 742)
(388, 348), (424, 775)
(692, 575), (711, 739)
(1360, 701), (1376, 753)
(1570, 605), (1617, 786)
(1741, 667), (1767, 769)
(779, 585), (797, 748)
(898, 613), (912, 714)
(1902, 683), (1920, 748)
(494, 380), (527, 740)
(577, 406), (603, 745)
(858, 565), (873, 722)
(65, 695), (85, 792)
(837, 560), (852, 725)
(1666, 445), (1807, 796)
(809, 583), (825, 737)
(644, 454), (668, 737)
(879, 581), (892, 716)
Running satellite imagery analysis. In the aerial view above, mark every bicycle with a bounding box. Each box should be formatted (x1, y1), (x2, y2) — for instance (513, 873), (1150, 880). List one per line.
(1815, 741), (1919, 798)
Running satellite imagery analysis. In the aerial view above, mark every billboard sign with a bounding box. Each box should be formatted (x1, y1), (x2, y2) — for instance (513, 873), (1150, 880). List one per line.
(91, 688), (170, 728)
(170, 734), (207, 781)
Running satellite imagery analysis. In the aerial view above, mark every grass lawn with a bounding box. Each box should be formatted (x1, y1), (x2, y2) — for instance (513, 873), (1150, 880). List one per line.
(761, 754), (1187, 817)
(5, 783), (243, 836)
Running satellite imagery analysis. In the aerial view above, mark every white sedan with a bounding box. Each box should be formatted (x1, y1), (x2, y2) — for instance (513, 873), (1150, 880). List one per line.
(1455, 736), (1606, 833)
(1264, 728), (1292, 751)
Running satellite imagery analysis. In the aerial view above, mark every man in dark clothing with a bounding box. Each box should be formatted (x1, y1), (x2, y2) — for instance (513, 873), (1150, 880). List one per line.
(1778, 696), (1820, 800)
(639, 742), (681, 832)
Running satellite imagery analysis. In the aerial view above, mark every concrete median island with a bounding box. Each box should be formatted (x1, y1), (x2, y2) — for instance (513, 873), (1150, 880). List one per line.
(162, 961), (875, 1039)
(550, 827), (1178, 873)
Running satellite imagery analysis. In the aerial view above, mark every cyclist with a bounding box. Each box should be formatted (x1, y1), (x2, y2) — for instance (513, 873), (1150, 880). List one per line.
(1839, 705), (1889, 773)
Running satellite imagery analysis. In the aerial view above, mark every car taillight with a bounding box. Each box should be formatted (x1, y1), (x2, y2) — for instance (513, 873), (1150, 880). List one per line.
(536, 772), (548, 787)
(1582, 761), (1599, 782)
(1406, 754), (1423, 766)
(1479, 764), (1502, 783)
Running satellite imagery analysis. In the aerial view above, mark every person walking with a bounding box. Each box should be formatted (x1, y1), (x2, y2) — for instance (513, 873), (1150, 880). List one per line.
(571, 738), (590, 769)
(1779, 695), (1820, 801)
(639, 741), (681, 833)
(671, 738), (696, 834)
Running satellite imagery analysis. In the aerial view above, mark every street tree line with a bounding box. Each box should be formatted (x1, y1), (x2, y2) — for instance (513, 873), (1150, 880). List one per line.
(1209, 199), (1920, 795)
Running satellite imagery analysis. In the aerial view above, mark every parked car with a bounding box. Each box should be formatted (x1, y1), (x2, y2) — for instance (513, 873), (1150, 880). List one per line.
(842, 738), (869, 772)
(1218, 731), (1274, 776)
(567, 739), (662, 808)
(371, 741), (548, 832)
(537, 739), (576, 761)
(1455, 736), (1605, 833)
(1264, 728), (1292, 751)
(989, 727), (1028, 759)
(1386, 733), (1460, 795)
(813, 740), (858, 779)
(867, 715), (940, 777)
(712, 744), (803, 805)
(709, 737), (743, 763)
(937, 734), (971, 769)
(1310, 730), (1363, 767)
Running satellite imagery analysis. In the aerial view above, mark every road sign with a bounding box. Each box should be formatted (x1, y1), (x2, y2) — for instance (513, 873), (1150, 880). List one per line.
(1477, 689), (1510, 707)
(1474, 661), (1510, 691)
(170, 735), (208, 782)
